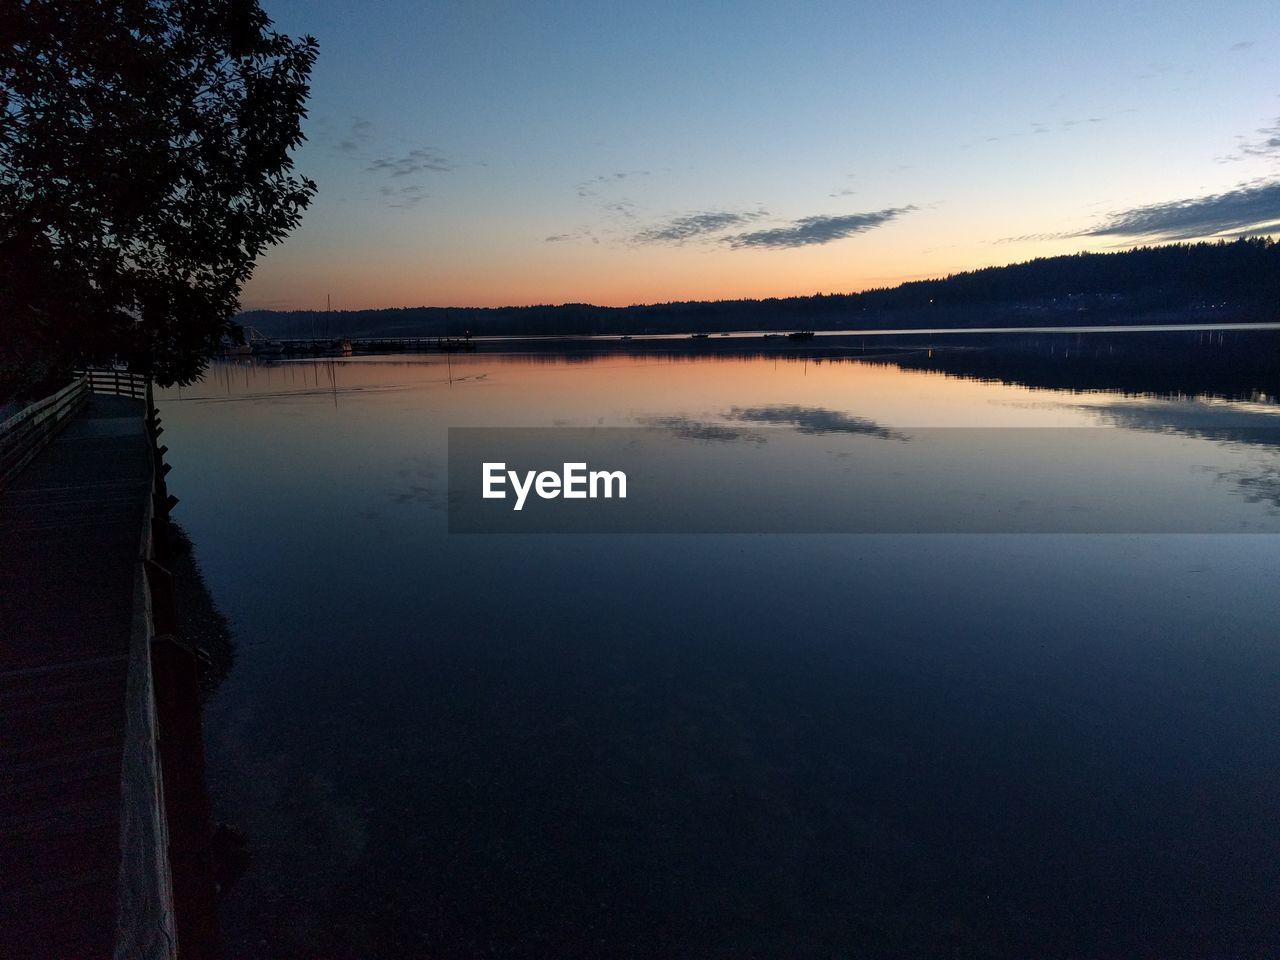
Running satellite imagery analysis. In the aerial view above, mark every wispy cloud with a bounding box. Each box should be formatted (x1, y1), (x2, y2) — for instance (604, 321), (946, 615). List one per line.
(337, 117), (373, 152)
(604, 200), (638, 221)
(367, 147), (454, 176)
(633, 210), (767, 245)
(724, 206), (916, 249)
(1083, 180), (1280, 241)
(827, 173), (858, 199)
(1229, 40), (1255, 51)
(576, 170), (650, 199)
(964, 115), (1105, 150)
(1220, 118), (1280, 163)
(313, 115), (374, 154)
(994, 230), (1077, 245)
(544, 227), (600, 245)
(379, 183), (428, 209)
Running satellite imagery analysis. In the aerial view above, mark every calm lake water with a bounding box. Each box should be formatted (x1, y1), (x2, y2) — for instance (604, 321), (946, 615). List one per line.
(158, 332), (1280, 958)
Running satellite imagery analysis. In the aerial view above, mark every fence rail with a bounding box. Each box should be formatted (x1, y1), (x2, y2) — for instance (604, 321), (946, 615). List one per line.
(0, 369), (153, 490)
(81, 367), (149, 399)
(0, 376), (89, 489)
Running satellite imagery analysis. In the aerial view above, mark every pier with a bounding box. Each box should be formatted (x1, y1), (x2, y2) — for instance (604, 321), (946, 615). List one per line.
(0, 372), (213, 959)
(226, 329), (478, 357)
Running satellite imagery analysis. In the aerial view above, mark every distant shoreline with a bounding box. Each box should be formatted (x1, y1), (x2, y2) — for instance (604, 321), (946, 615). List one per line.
(456, 321), (1280, 343)
(240, 238), (1280, 341)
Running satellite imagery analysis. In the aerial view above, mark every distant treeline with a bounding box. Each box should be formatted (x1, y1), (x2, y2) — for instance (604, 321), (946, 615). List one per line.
(240, 238), (1280, 339)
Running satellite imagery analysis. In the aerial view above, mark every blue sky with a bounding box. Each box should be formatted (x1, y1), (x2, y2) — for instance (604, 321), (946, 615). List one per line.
(243, 0), (1280, 309)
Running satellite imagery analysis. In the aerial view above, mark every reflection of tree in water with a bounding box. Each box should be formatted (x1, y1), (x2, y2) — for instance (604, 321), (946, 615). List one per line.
(884, 332), (1280, 400)
(170, 524), (236, 702)
(168, 523), (249, 905)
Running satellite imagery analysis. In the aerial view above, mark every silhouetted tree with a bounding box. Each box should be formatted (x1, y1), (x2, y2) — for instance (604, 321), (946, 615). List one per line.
(0, 0), (317, 391)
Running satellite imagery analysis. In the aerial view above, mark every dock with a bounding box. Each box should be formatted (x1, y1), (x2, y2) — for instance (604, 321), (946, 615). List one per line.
(0, 374), (212, 959)
(224, 333), (478, 357)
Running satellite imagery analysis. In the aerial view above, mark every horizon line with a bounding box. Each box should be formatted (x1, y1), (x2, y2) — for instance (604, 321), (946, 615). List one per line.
(239, 235), (1277, 314)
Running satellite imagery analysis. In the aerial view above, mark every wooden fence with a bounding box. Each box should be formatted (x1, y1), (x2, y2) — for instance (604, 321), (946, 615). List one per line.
(0, 369), (152, 490)
(0, 377), (90, 489)
(82, 367), (150, 399)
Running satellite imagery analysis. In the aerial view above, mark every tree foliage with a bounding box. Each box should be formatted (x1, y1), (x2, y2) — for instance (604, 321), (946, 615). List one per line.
(1, 0), (317, 389)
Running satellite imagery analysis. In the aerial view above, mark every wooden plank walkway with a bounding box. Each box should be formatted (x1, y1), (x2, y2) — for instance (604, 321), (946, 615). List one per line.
(0, 394), (154, 959)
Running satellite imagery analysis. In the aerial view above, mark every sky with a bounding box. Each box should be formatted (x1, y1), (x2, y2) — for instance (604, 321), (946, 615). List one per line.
(241, 0), (1280, 310)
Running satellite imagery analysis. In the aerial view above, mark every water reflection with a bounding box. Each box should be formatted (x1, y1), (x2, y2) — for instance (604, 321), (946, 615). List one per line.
(1080, 397), (1280, 446)
(638, 416), (767, 443)
(159, 336), (1280, 958)
(170, 523), (235, 701)
(725, 405), (909, 439)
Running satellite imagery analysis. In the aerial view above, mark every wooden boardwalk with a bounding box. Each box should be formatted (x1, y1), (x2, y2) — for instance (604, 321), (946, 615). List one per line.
(0, 394), (158, 958)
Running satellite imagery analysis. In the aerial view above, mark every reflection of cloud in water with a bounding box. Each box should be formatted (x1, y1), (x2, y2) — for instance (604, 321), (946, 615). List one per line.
(1216, 466), (1280, 509)
(1080, 399), (1280, 449)
(726, 405), (908, 440)
(638, 416), (766, 443)
(1082, 398), (1280, 512)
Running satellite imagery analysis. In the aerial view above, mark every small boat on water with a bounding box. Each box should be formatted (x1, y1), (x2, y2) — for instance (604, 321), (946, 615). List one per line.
(787, 330), (816, 340)
(690, 332), (710, 340)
